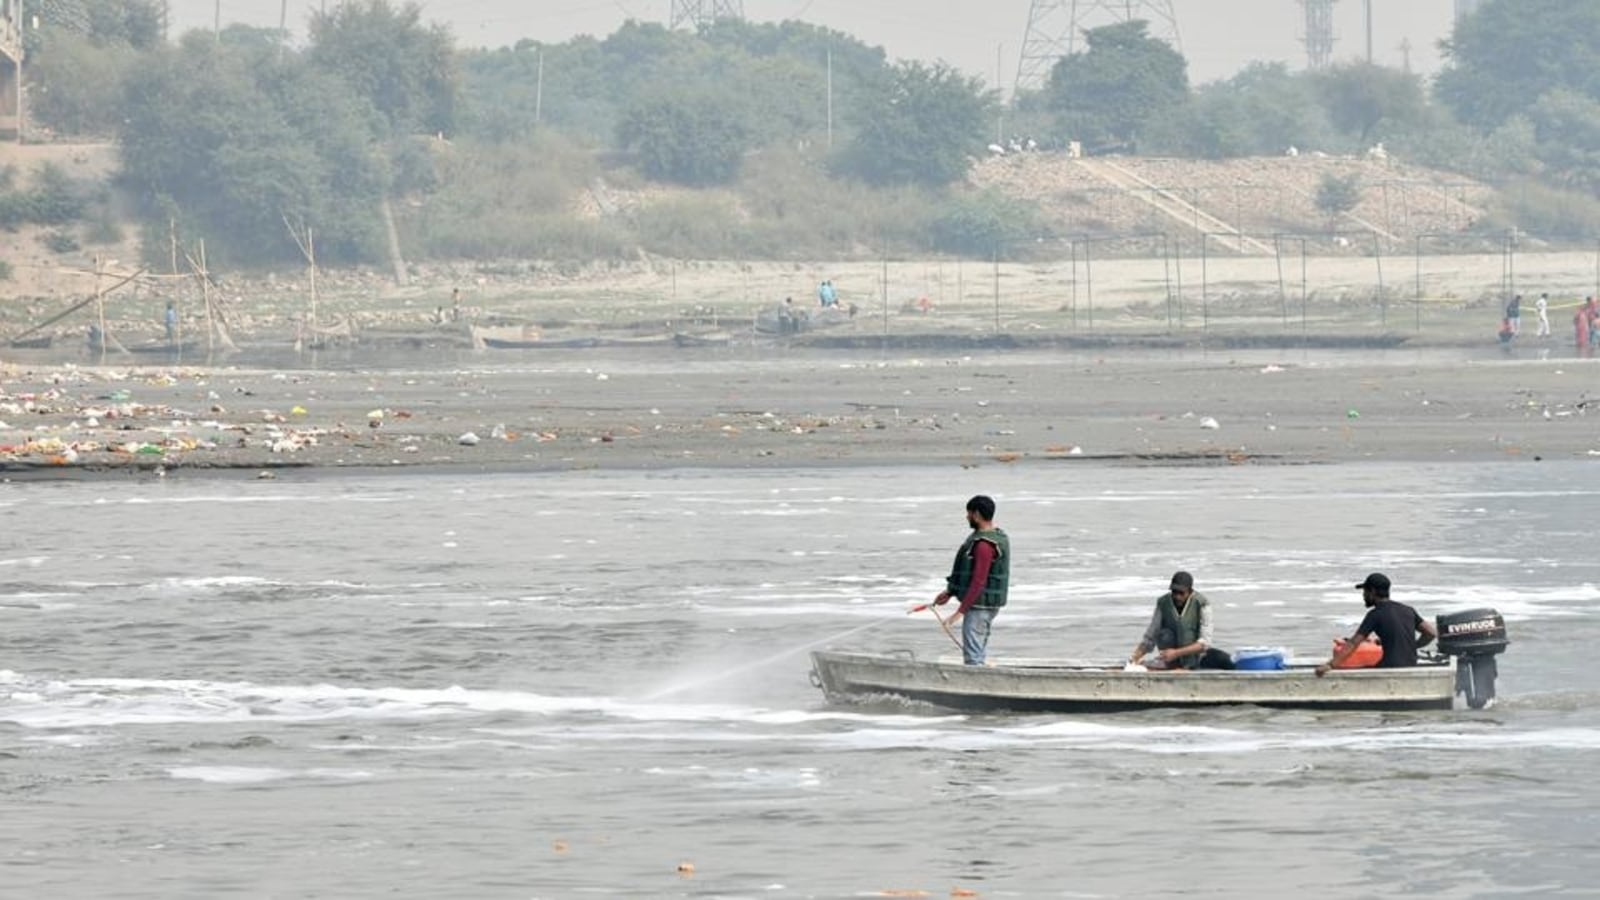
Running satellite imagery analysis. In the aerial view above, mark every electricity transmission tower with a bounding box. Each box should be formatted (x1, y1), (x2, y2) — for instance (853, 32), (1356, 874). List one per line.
(1015, 1), (1182, 95)
(669, 0), (745, 30)
(1301, 0), (1337, 70)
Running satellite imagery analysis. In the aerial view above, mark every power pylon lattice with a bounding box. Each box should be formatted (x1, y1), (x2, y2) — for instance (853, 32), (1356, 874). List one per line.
(669, 0), (745, 30)
(1015, 0), (1182, 95)
(1301, 0), (1338, 70)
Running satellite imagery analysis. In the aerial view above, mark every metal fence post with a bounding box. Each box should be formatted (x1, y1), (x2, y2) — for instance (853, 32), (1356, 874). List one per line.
(1414, 235), (1423, 333)
(1160, 233), (1173, 332)
(1069, 240), (1078, 331)
(1274, 234), (1287, 329)
(1085, 238), (1094, 332)
(1174, 234), (1185, 332)
(1373, 232), (1386, 328)
(1299, 237), (1309, 342)
(992, 244), (1001, 334)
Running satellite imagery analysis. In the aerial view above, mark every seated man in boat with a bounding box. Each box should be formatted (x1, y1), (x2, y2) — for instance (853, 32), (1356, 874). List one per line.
(1128, 571), (1235, 670)
(1316, 573), (1438, 676)
(931, 495), (1009, 666)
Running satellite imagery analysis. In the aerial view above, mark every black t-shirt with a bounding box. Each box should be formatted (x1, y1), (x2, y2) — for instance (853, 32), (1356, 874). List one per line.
(1357, 600), (1425, 668)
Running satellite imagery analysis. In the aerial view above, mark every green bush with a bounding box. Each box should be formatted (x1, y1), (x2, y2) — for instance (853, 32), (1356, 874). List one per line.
(0, 163), (90, 228)
(1315, 173), (1362, 219)
(29, 30), (141, 136)
(730, 148), (939, 258)
(400, 135), (620, 259)
(86, 209), (124, 245)
(617, 91), (752, 186)
(930, 190), (1047, 257)
(43, 230), (82, 253)
(1490, 180), (1600, 241)
(631, 194), (748, 258)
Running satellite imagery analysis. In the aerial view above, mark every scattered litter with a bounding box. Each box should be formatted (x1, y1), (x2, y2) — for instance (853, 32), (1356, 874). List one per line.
(1347, 409), (1360, 419)
(1259, 365), (1284, 374)
(1199, 417), (1220, 430)
(458, 432), (481, 446)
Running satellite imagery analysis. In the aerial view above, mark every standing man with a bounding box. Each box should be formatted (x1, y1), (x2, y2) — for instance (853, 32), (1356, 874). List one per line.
(932, 495), (1009, 666)
(163, 300), (178, 344)
(1316, 573), (1438, 676)
(1536, 293), (1551, 338)
(1128, 571), (1235, 670)
(1505, 294), (1522, 337)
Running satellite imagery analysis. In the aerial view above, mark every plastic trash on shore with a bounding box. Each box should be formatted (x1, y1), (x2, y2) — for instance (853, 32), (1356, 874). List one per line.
(458, 432), (481, 446)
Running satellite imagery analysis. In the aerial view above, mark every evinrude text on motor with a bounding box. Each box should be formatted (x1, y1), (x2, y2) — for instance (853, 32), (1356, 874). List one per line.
(1436, 608), (1509, 709)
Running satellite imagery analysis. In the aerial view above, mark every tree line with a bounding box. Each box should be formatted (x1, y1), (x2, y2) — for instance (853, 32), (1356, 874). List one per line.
(14, 0), (1600, 266)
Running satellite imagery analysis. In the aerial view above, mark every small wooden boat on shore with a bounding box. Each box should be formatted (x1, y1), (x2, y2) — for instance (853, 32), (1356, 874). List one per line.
(673, 330), (733, 348)
(809, 649), (1459, 713)
(89, 338), (203, 356)
(471, 323), (683, 350)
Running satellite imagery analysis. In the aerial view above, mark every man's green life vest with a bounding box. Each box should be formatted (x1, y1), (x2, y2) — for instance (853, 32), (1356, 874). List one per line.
(1156, 591), (1205, 668)
(945, 528), (1009, 609)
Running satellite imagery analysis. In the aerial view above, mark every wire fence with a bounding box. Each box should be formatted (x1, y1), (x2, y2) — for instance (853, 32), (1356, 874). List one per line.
(745, 230), (1600, 344)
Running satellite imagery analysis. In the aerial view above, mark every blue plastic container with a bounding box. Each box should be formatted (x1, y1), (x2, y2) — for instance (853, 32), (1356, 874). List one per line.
(1233, 647), (1286, 671)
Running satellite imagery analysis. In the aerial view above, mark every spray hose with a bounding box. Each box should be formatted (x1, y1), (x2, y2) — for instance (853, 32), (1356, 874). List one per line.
(910, 601), (963, 651)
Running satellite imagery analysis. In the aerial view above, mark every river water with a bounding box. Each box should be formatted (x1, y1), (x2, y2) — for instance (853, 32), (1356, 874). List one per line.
(2, 461), (1596, 898)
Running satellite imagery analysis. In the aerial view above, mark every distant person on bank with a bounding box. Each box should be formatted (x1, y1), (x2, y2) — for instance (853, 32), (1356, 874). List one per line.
(931, 495), (1009, 666)
(1128, 571), (1236, 670)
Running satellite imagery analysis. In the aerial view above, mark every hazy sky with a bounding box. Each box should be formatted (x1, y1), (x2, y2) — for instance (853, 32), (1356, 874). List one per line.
(179, 0), (1460, 88)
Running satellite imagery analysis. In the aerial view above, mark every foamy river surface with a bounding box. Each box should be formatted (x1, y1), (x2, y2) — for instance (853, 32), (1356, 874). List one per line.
(3, 462), (1596, 898)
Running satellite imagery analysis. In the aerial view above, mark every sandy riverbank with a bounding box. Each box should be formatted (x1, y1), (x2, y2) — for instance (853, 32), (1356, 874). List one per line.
(4, 340), (1599, 480)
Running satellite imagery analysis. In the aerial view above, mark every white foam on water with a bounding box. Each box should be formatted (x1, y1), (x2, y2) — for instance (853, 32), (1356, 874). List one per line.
(169, 766), (294, 784)
(168, 766), (377, 784)
(732, 507), (832, 517)
(1, 672), (963, 732)
(106, 494), (308, 506)
(21, 731), (108, 747)
(0, 556), (47, 568)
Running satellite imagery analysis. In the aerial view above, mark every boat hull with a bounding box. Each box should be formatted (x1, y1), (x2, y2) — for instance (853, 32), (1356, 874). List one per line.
(810, 650), (1456, 713)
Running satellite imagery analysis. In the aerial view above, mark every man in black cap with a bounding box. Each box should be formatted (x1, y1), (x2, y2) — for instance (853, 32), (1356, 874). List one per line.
(1128, 571), (1235, 670)
(1316, 573), (1439, 676)
(931, 495), (1010, 666)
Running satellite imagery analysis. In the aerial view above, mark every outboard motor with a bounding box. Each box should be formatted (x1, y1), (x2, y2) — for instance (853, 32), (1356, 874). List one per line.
(1436, 608), (1509, 709)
